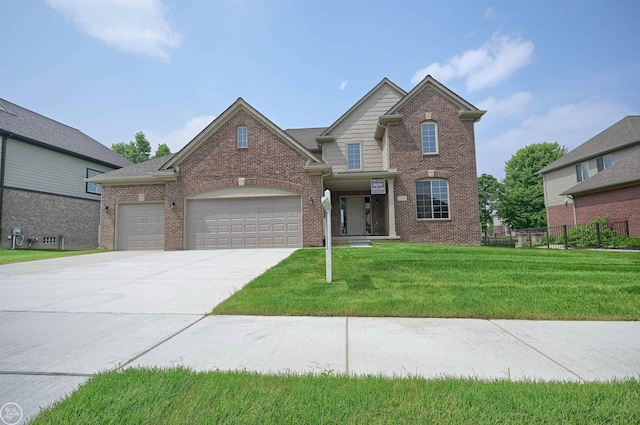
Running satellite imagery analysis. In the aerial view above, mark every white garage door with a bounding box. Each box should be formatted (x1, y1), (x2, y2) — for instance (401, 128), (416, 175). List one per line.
(117, 203), (165, 250)
(186, 196), (302, 249)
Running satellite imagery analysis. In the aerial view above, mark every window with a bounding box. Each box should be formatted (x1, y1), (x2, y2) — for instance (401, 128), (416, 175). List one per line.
(416, 180), (449, 219)
(575, 162), (589, 182)
(347, 143), (361, 170)
(237, 126), (247, 148)
(421, 122), (438, 154)
(596, 154), (612, 172)
(86, 169), (102, 194)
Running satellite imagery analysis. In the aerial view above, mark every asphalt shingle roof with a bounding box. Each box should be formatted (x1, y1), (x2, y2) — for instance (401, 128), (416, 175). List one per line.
(539, 116), (640, 174)
(284, 127), (326, 151)
(562, 148), (640, 195)
(0, 98), (132, 168)
(92, 154), (175, 179)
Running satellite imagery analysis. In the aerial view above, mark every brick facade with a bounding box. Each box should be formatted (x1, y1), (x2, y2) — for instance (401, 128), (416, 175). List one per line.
(547, 203), (576, 227)
(330, 191), (387, 237)
(0, 188), (100, 249)
(100, 108), (324, 250)
(387, 86), (481, 245)
(573, 185), (640, 237)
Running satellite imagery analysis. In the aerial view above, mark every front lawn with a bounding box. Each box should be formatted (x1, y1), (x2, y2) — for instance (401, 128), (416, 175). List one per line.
(31, 369), (639, 425)
(0, 248), (103, 265)
(213, 243), (640, 320)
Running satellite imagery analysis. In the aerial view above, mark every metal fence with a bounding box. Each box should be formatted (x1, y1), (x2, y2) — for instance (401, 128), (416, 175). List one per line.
(482, 221), (630, 249)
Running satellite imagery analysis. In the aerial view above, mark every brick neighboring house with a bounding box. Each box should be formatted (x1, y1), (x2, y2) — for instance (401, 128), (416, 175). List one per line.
(0, 98), (132, 250)
(539, 116), (640, 236)
(89, 75), (485, 251)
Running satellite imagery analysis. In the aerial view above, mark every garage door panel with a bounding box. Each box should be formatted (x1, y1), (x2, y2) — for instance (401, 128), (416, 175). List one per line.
(118, 203), (165, 251)
(187, 196), (301, 249)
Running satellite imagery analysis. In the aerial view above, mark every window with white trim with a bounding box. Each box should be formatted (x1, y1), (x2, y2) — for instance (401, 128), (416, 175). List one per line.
(421, 122), (438, 154)
(575, 162), (589, 182)
(416, 179), (449, 219)
(347, 143), (361, 170)
(237, 126), (247, 148)
(596, 154), (612, 172)
(86, 169), (102, 194)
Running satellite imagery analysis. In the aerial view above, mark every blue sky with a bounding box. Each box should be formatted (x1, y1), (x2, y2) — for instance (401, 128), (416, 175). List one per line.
(1, 0), (639, 179)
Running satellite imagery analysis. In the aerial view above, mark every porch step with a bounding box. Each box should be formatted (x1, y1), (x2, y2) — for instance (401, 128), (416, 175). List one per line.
(347, 238), (372, 248)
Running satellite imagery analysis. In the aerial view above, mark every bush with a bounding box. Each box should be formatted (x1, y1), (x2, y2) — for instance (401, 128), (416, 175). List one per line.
(566, 216), (616, 248)
(605, 236), (640, 249)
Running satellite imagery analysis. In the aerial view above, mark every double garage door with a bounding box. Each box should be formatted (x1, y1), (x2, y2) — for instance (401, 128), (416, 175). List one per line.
(187, 196), (302, 249)
(116, 196), (301, 250)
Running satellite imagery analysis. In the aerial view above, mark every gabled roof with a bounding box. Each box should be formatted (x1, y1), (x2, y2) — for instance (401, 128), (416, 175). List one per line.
(0, 98), (132, 168)
(284, 127), (326, 151)
(539, 116), (640, 174)
(163, 98), (321, 169)
(562, 148), (640, 195)
(320, 78), (406, 136)
(385, 75), (485, 119)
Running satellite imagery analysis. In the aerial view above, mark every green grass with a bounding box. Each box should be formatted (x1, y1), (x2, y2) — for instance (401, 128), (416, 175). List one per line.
(213, 242), (640, 320)
(30, 368), (640, 425)
(0, 248), (103, 265)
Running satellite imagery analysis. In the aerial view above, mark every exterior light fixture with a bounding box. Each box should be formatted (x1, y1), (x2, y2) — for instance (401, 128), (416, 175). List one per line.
(170, 201), (176, 209)
(309, 198), (314, 204)
(103, 205), (110, 213)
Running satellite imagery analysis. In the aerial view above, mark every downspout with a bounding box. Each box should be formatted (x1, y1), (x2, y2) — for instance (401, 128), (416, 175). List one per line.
(567, 194), (577, 225)
(0, 134), (8, 241)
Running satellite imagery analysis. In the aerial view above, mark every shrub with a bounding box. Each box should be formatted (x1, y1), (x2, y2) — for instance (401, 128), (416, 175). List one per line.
(605, 236), (640, 249)
(566, 216), (616, 248)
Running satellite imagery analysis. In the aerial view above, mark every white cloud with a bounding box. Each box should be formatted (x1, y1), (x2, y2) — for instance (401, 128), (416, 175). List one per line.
(484, 6), (496, 19)
(340, 80), (348, 91)
(411, 32), (534, 92)
(146, 115), (215, 154)
(47, 0), (181, 61)
(476, 98), (632, 178)
(476, 92), (532, 116)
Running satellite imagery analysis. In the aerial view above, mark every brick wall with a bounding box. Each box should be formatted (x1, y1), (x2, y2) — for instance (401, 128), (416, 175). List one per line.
(387, 86), (481, 245)
(547, 203), (576, 227)
(100, 108), (323, 250)
(0, 188), (100, 249)
(573, 184), (640, 236)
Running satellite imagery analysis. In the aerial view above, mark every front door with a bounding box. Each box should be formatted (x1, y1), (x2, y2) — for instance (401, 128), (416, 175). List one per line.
(345, 197), (365, 236)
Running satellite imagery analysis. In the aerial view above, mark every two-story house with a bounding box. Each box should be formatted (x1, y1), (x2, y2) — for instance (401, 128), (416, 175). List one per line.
(539, 116), (640, 236)
(88, 75), (485, 250)
(0, 98), (132, 250)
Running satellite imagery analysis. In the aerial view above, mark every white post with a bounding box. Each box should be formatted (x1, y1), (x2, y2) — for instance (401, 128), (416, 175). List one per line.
(387, 179), (397, 237)
(321, 189), (332, 282)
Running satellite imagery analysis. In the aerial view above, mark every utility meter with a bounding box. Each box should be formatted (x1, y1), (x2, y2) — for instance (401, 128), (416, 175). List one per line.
(12, 227), (21, 236)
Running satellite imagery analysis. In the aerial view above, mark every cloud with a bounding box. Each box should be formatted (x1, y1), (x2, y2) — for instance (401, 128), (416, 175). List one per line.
(476, 98), (633, 178)
(476, 92), (532, 116)
(411, 32), (534, 92)
(340, 80), (348, 91)
(47, 0), (181, 61)
(484, 6), (496, 19)
(146, 115), (216, 154)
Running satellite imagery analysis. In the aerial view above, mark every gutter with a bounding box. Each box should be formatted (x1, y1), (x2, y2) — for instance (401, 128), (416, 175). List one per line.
(0, 134), (6, 237)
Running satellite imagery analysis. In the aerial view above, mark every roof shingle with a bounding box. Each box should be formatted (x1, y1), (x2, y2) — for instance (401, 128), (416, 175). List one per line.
(562, 148), (640, 195)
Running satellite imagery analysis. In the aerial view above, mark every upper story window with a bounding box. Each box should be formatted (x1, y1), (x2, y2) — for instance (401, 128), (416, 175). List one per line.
(86, 169), (102, 195)
(237, 126), (247, 148)
(416, 179), (449, 219)
(421, 122), (438, 154)
(596, 154), (612, 172)
(575, 162), (589, 182)
(347, 143), (361, 170)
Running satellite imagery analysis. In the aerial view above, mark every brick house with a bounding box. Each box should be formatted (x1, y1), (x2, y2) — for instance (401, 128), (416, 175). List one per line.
(0, 98), (132, 250)
(539, 116), (640, 236)
(89, 75), (485, 250)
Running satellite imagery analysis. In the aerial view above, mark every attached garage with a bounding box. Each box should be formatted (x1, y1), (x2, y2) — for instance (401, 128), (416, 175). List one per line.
(186, 194), (302, 249)
(117, 203), (165, 250)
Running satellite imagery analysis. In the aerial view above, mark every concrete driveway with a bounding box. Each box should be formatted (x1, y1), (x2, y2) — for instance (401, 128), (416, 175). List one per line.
(0, 249), (295, 424)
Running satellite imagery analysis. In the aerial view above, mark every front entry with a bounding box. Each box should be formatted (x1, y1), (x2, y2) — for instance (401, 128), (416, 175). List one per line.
(340, 196), (372, 236)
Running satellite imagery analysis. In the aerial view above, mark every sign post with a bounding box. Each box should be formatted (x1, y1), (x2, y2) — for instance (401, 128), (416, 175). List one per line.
(321, 189), (332, 282)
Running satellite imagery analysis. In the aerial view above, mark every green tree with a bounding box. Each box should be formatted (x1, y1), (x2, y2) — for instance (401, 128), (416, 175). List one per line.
(111, 131), (156, 164)
(500, 142), (567, 229)
(153, 143), (172, 158)
(478, 173), (504, 235)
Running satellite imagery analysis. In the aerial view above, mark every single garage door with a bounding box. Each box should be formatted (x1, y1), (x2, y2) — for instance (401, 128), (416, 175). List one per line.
(186, 196), (302, 249)
(117, 203), (165, 250)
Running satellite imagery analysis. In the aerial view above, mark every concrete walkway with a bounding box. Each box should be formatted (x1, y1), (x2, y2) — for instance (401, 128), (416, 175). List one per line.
(1, 250), (639, 423)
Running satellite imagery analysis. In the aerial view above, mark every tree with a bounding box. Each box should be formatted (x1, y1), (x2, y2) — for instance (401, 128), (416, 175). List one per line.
(478, 173), (504, 235)
(500, 142), (567, 229)
(112, 131), (166, 163)
(153, 143), (171, 158)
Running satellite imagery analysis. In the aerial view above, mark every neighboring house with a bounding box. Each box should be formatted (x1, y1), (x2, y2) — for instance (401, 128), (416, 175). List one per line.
(0, 98), (132, 250)
(539, 116), (640, 236)
(491, 212), (515, 236)
(89, 75), (485, 251)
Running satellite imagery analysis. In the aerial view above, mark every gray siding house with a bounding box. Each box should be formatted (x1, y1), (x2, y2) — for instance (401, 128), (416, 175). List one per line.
(0, 98), (132, 250)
